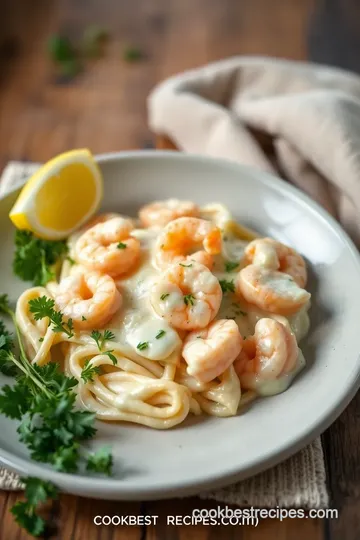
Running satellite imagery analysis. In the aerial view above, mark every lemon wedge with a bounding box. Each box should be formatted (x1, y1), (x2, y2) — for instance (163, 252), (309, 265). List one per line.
(9, 149), (103, 240)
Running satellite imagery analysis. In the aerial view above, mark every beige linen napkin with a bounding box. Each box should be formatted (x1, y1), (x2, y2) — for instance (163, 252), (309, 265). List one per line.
(0, 161), (328, 507)
(149, 56), (360, 246)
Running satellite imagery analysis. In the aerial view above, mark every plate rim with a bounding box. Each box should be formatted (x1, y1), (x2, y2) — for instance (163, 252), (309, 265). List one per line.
(1, 149), (360, 499)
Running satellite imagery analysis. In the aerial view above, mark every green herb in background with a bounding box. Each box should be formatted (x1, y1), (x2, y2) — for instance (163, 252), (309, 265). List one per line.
(58, 58), (82, 79)
(47, 35), (75, 63)
(82, 25), (109, 58)
(123, 45), (143, 63)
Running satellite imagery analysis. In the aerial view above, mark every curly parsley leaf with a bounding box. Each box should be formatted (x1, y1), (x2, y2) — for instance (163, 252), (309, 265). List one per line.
(13, 230), (68, 286)
(90, 329), (115, 351)
(28, 296), (74, 338)
(81, 359), (101, 383)
(103, 350), (118, 365)
(0, 321), (17, 376)
(86, 446), (113, 475)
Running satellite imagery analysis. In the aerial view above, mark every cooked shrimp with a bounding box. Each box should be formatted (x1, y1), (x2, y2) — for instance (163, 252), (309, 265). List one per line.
(55, 271), (121, 330)
(155, 217), (221, 270)
(236, 264), (310, 316)
(234, 318), (298, 390)
(244, 238), (307, 287)
(182, 319), (243, 383)
(84, 213), (130, 230)
(75, 217), (140, 277)
(150, 262), (222, 330)
(139, 199), (199, 228)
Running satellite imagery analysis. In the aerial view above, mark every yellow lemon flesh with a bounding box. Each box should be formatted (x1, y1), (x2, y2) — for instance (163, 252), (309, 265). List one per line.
(9, 149), (103, 240)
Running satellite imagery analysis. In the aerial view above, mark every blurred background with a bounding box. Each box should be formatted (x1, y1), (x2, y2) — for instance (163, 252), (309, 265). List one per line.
(0, 0), (358, 171)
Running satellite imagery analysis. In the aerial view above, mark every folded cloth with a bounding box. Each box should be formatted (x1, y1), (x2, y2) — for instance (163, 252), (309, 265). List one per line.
(148, 56), (360, 246)
(0, 157), (328, 506)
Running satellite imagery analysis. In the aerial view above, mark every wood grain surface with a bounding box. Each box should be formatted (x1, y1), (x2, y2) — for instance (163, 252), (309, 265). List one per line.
(0, 0), (357, 539)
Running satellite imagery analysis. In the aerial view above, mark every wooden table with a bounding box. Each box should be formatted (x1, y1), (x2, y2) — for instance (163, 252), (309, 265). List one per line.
(0, 1), (359, 538)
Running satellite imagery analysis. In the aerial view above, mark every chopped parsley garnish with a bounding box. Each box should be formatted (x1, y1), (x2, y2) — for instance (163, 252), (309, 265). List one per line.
(184, 294), (195, 306)
(160, 293), (170, 301)
(90, 329), (115, 351)
(137, 341), (149, 351)
(103, 350), (118, 365)
(28, 296), (74, 338)
(179, 263), (192, 267)
(219, 279), (235, 294)
(38, 337), (44, 343)
(81, 316), (87, 321)
(0, 294), (114, 536)
(13, 230), (68, 286)
(225, 261), (239, 272)
(155, 330), (166, 339)
(117, 242), (127, 249)
(81, 359), (101, 383)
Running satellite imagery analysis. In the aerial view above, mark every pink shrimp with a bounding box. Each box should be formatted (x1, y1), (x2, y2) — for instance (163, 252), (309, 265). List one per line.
(55, 271), (121, 330)
(150, 262), (222, 330)
(244, 237), (307, 287)
(154, 217), (221, 270)
(75, 217), (140, 277)
(234, 318), (298, 390)
(139, 199), (199, 228)
(236, 264), (310, 316)
(182, 319), (243, 383)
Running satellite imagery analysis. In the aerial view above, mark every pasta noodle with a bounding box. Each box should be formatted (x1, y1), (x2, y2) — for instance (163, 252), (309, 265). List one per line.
(15, 202), (310, 429)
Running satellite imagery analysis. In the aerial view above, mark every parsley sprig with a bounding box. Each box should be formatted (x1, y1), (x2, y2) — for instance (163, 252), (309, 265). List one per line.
(90, 329), (115, 351)
(0, 294), (114, 536)
(81, 359), (101, 383)
(89, 330), (117, 366)
(29, 296), (74, 338)
(13, 230), (68, 287)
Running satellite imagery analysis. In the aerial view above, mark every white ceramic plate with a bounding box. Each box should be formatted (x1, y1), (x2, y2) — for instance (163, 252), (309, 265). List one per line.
(1, 151), (360, 500)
